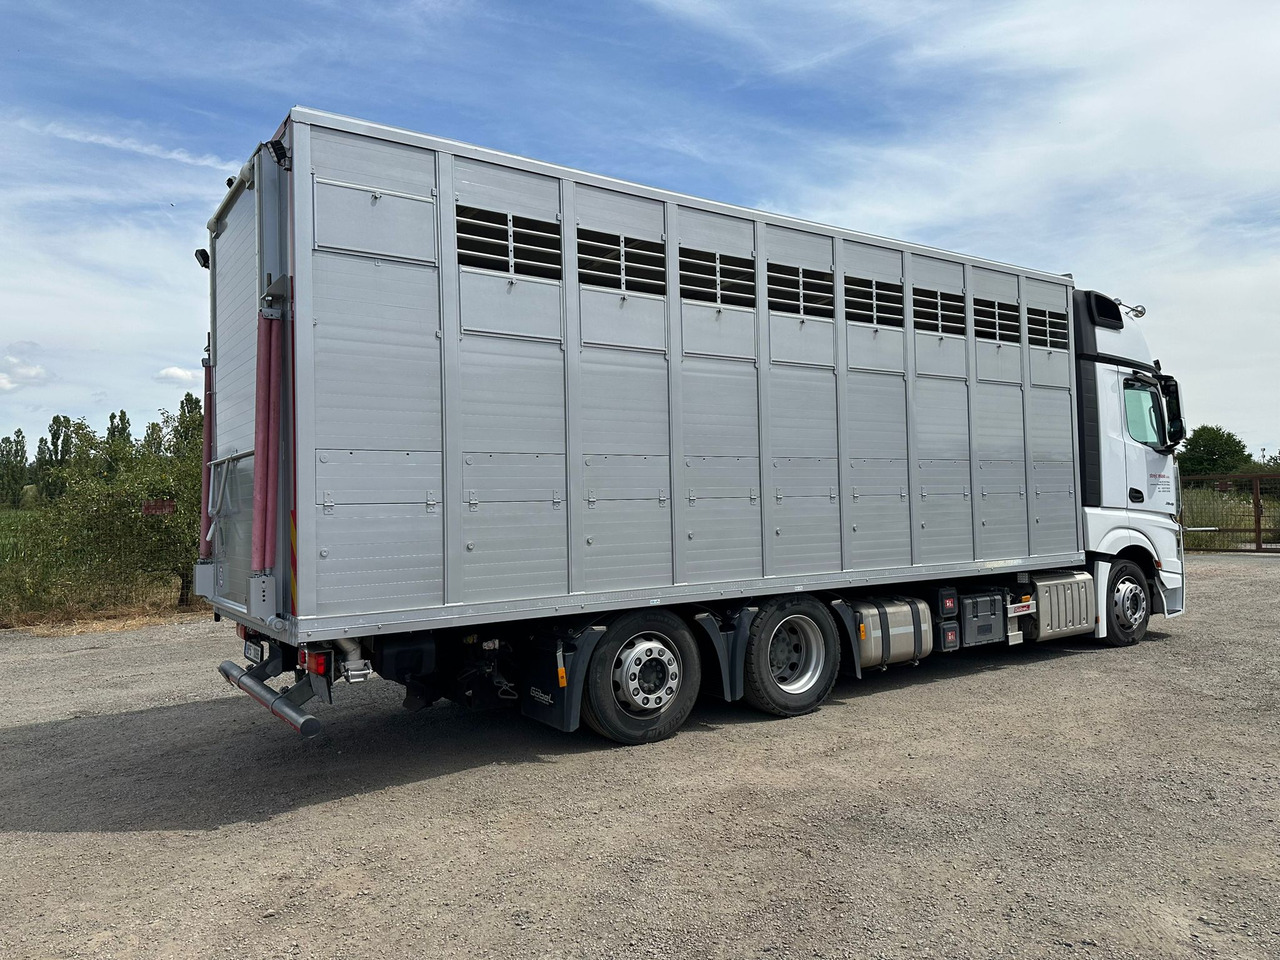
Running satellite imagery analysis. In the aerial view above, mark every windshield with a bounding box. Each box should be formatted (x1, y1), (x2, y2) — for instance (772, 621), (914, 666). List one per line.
(1124, 380), (1167, 448)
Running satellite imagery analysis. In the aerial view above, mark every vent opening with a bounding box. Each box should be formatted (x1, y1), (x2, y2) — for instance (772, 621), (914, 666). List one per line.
(578, 229), (665, 296)
(1028, 307), (1069, 349)
(973, 298), (1020, 343)
(457, 205), (562, 281)
(913, 287), (966, 336)
(679, 247), (756, 309)
(845, 276), (904, 327)
(767, 262), (834, 319)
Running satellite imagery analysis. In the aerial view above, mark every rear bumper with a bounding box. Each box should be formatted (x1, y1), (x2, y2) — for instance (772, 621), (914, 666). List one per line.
(218, 652), (321, 738)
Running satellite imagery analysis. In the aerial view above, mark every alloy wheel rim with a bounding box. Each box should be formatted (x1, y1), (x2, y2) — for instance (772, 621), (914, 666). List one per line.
(612, 632), (681, 717)
(768, 614), (826, 695)
(1113, 576), (1148, 629)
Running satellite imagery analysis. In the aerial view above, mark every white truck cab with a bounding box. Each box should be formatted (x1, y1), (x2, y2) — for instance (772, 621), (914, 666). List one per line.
(1073, 290), (1186, 638)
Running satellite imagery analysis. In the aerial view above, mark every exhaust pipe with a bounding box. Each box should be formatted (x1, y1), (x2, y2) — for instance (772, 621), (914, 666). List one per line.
(219, 660), (320, 738)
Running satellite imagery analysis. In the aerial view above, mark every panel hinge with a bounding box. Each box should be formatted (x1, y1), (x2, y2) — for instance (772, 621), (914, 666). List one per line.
(587, 489), (597, 509)
(552, 490), (562, 510)
(775, 487), (784, 503)
(426, 490), (438, 513)
(964, 485), (970, 500)
(688, 488), (697, 505)
(322, 491), (334, 515)
(852, 486), (860, 501)
(1020, 485), (1026, 499)
(468, 490), (479, 512)
(658, 488), (668, 506)
(749, 487), (758, 503)
(829, 486), (837, 502)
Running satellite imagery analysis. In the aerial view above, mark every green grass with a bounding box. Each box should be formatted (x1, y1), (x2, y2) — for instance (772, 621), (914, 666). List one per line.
(0, 507), (192, 627)
(1180, 485), (1280, 550)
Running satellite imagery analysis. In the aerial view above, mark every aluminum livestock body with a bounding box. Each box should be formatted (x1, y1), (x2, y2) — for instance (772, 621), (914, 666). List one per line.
(198, 108), (1187, 744)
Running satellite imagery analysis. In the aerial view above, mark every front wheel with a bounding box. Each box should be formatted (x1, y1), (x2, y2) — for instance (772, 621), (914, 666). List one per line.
(581, 610), (702, 745)
(1104, 559), (1150, 646)
(742, 596), (841, 717)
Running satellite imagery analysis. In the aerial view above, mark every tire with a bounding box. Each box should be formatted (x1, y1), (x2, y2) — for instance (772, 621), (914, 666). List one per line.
(1104, 559), (1151, 647)
(580, 610), (702, 745)
(742, 596), (841, 717)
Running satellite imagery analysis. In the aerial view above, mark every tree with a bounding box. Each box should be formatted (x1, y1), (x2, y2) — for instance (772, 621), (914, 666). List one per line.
(34, 415), (73, 499)
(172, 392), (202, 460)
(0, 429), (27, 508)
(1177, 425), (1251, 476)
(142, 421), (165, 456)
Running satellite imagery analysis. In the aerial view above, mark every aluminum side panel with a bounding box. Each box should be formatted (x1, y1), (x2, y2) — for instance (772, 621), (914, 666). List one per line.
(847, 324), (905, 372)
(580, 289), (666, 351)
(583, 455), (670, 500)
(681, 357), (759, 456)
(312, 253), (442, 451)
(580, 348), (669, 455)
(460, 270), (562, 340)
(685, 497), (763, 583)
(773, 495), (841, 575)
(316, 450), (441, 504)
(769, 365), (837, 459)
(458, 335), (566, 454)
(461, 501), (569, 601)
(314, 504), (443, 615)
(212, 189), (259, 459)
(847, 371), (908, 459)
(581, 499), (673, 592)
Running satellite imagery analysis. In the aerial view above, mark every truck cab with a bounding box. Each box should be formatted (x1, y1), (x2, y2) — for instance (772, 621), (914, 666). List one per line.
(1074, 290), (1186, 635)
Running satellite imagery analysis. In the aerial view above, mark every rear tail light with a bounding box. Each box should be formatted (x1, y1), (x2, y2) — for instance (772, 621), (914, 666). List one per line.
(301, 650), (329, 676)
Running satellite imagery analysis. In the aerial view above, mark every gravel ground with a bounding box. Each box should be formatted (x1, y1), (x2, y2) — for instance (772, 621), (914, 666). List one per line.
(1, 553), (1277, 960)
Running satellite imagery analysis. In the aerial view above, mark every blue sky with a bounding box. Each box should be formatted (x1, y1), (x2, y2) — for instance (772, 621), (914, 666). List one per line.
(2, 0), (1278, 455)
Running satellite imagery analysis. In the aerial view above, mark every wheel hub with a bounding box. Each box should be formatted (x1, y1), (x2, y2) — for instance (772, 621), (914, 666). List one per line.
(1113, 576), (1148, 628)
(768, 614), (826, 695)
(612, 633), (681, 715)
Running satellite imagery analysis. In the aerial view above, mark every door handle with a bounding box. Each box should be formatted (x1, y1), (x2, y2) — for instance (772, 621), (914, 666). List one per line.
(1129, 487), (1145, 503)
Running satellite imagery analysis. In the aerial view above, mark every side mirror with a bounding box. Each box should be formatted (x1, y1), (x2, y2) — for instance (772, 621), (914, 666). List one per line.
(1159, 375), (1185, 447)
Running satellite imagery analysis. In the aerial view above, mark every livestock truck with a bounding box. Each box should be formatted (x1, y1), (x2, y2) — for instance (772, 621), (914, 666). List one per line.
(196, 108), (1186, 744)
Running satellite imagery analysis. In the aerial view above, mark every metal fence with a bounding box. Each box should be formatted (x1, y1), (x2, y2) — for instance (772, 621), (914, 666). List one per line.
(1180, 473), (1280, 552)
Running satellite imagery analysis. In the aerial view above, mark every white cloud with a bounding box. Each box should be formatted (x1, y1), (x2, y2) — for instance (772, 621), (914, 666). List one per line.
(154, 366), (199, 384)
(14, 118), (240, 172)
(645, 0), (1280, 452)
(0, 348), (51, 393)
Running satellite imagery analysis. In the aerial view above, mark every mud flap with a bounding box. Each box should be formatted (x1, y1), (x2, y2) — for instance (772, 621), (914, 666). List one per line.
(519, 626), (605, 732)
(691, 607), (757, 701)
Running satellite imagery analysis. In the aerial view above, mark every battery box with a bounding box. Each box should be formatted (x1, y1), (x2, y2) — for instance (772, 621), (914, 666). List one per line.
(959, 592), (1006, 647)
(931, 586), (959, 620)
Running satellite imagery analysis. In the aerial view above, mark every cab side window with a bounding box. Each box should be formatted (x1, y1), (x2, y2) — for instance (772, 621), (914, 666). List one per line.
(1123, 381), (1165, 447)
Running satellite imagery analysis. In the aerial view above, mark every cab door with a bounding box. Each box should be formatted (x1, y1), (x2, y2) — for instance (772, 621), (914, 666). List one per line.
(1121, 377), (1177, 513)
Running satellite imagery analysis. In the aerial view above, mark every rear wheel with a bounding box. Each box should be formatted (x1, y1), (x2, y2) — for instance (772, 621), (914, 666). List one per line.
(581, 610), (702, 745)
(1104, 559), (1150, 646)
(743, 596), (840, 716)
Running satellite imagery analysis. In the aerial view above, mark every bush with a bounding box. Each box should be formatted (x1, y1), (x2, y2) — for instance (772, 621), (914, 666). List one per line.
(0, 396), (204, 626)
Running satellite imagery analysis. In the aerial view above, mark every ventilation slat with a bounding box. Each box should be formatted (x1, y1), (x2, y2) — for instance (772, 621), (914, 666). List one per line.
(457, 205), (562, 280)
(577, 231), (667, 296)
(766, 262), (833, 318)
(1028, 307), (1069, 349)
(680, 248), (756, 308)
(914, 287), (965, 336)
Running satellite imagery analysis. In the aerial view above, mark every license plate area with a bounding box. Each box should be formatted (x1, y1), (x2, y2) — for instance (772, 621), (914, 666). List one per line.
(244, 638), (267, 664)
